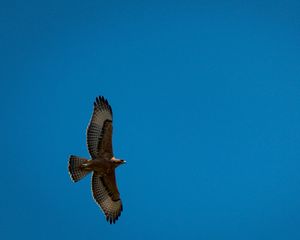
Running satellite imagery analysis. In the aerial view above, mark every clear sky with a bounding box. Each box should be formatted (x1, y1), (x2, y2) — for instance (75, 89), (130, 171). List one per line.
(1, 0), (300, 239)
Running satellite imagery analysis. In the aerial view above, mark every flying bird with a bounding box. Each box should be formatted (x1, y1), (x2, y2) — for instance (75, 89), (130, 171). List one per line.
(68, 96), (126, 224)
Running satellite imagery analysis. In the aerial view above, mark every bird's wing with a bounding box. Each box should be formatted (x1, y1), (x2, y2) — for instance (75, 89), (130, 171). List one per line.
(92, 172), (123, 224)
(87, 96), (113, 159)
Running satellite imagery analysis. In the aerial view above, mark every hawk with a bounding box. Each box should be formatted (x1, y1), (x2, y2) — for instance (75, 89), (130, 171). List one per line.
(68, 96), (126, 224)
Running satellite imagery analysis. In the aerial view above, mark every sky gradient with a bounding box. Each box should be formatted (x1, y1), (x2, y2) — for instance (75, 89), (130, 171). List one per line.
(1, 0), (300, 239)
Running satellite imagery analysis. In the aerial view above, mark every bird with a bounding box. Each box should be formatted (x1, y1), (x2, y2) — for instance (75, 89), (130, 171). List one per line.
(68, 96), (126, 224)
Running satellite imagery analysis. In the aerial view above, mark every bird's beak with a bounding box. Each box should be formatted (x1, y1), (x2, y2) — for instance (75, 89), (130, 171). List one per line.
(122, 160), (126, 164)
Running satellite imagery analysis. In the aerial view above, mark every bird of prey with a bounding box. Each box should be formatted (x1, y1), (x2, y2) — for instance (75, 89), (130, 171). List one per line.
(68, 96), (126, 224)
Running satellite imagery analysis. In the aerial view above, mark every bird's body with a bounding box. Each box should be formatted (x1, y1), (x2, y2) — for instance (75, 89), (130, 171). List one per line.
(68, 96), (125, 224)
(82, 157), (122, 174)
(81, 159), (109, 173)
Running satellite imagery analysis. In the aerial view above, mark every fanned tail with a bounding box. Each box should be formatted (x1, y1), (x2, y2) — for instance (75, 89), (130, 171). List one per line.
(68, 155), (90, 182)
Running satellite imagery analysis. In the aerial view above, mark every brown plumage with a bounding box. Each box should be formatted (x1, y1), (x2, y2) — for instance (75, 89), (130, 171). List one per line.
(68, 96), (125, 224)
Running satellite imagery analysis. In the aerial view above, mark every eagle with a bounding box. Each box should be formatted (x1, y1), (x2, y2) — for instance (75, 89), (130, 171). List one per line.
(68, 96), (126, 224)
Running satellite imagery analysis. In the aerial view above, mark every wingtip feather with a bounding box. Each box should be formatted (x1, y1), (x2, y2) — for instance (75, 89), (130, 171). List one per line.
(93, 95), (113, 116)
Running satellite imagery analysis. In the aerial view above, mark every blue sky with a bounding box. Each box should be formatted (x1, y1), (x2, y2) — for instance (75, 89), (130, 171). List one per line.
(1, 0), (300, 239)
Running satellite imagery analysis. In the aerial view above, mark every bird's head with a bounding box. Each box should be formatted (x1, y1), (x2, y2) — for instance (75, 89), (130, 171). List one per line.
(111, 157), (126, 167)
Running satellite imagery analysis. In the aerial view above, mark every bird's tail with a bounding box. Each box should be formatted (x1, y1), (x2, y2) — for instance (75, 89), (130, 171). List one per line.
(68, 155), (90, 182)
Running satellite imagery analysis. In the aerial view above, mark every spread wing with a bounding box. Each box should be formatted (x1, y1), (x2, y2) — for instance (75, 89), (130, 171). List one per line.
(87, 96), (113, 159)
(92, 172), (123, 224)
